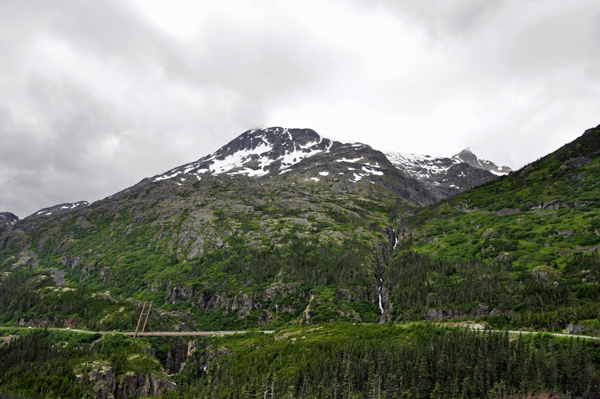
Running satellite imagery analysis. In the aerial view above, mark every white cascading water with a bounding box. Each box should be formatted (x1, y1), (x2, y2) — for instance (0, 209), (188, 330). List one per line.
(378, 278), (384, 314)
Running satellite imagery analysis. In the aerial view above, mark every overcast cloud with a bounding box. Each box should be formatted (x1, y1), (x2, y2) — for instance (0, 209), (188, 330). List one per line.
(1, 0), (599, 217)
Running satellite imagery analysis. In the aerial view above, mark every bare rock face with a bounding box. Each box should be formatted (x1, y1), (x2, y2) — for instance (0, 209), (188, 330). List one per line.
(7, 249), (39, 271)
(0, 212), (18, 228)
(62, 256), (83, 269)
(45, 268), (66, 286)
(87, 362), (116, 399)
(0, 334), (18, 348)
(83, 361), (176, 399)
(422, 305), (511, 321)
(165, 285), (194, 305)
(495, 252), (510, 262)
(563, 322), (589, 334)
(117, 373), (177, 398)
(385, 147), (512, 201)
(560, 157), (591, 169)
(25, 201), (89, 220)
(424, 309), (442, 321)
(166, 340), (188, 375)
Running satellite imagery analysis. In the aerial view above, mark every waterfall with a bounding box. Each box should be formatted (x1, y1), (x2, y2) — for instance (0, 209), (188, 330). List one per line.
(378, 278), (384, 314)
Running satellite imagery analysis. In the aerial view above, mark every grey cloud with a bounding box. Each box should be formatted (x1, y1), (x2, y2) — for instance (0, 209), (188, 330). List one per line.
(1, 0), (599, 217)
(352, 0), (506, 39)
(0, 0), (353, 217)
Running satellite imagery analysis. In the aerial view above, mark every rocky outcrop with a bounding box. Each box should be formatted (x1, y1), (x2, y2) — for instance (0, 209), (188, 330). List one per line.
(422, 305), (513, 321)
(116, 373), (176, 399)
(166, 340), (188, 375)
(194, 291), (258, 317)
(165, 285), (194, 305)
(563, 322), (589, 334)
(60, 256), (99, 281)
(0, 212), (18, 228)
(45, 268), (66, 286)
(560, 157), (591, 170)
(62, 256), (83, 269)
(495, 208), (520, 216)
(495, 252), (510, 262)
(17, 316), (76, 328)
(7, 249), (39, 270)
(25, 201), (89, 220)
(81, 362), (176, 399)
(0, 228), (31, 250)
(0, 334), (18, 348)
(163, 282), (308, 319)
(76, 216), (93, 230)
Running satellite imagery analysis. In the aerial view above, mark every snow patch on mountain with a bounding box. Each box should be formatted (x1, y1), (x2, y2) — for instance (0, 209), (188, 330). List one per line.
(152, 127), (335, 182)
(150, 127), (392, 186)
(385, 148), (511, 180)
(27, 201), (90, 219)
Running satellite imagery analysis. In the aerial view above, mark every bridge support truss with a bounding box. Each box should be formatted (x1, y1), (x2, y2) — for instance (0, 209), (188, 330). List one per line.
(134, 301), (153, 338)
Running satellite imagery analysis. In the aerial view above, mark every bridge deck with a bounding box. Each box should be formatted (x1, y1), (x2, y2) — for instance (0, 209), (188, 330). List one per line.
(125, 332), (216, 337)
(124, 330), (274, 337)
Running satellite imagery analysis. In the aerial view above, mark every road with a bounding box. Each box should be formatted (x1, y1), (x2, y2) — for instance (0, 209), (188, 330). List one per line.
(487, 329), (600, 340)
(1, 326), (598, 340)
(0, 326), (275, 336)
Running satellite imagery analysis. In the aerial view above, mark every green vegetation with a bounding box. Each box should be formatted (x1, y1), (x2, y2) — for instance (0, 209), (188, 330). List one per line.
(0, 329), (162, 399)
(385, 251), (600, 332)
(403, 125), (600, 269)
(168, 323), (600, 398)
(1, 126), (600, 397)
(4, 324), (598, 399)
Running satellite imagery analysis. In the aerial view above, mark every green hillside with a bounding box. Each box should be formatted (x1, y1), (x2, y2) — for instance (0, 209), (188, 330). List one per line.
(402, 124), (600, 268)
(0, 174), (415, 332)
(2, 125), (600, 398)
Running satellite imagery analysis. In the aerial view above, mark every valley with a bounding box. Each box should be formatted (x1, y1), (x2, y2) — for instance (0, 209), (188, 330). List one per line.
(1, 125), (600, 398)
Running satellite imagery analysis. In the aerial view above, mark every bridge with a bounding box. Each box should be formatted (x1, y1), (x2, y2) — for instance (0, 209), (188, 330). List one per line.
(128, 301), (273, 337)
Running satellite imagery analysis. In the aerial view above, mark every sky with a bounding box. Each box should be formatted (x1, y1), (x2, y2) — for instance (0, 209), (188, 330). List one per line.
(1, 0), (599, 218)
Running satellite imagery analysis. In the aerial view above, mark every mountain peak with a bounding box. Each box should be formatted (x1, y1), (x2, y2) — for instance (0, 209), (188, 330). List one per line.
(26, 201), (89, 219)
(152, 127), (333, 181)
(0, 212), (18, 228)
(452, 148), (512, 176)
(144, 126), (436, 206)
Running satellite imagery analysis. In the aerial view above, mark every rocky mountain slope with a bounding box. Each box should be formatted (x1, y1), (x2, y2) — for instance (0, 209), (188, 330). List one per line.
(0, 213), (18, 228)
(385, 148), (512, 200)
(0, 127), (436, 331)
(401, 124), (600, 267)
(135, 127), (436, 207)
(2, 125), (600, 399)
(1, 125), (598, 333)
(25, 201), (89, 220)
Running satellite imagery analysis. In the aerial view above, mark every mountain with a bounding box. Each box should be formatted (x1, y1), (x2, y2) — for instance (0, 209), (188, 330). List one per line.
(1, 127), (433, 332)
(142, 127), (436, 206)
(0, 212), (18, 228)
(385, 148), (512, 200)
(401, 124), (600, 267)
(2, 125), (600, 399)
(25, 201), (89, 219)
(453, 147), (512, 175)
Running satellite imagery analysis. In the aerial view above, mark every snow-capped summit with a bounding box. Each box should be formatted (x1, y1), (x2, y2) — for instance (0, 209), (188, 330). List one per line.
(0, 212), (18, 228)
(385, 148), (512, 200)
(452, 148), (512, 176)
(26, 201), (90, 219)
(146, 127), (436, 206)
(153, 127), (336, 181)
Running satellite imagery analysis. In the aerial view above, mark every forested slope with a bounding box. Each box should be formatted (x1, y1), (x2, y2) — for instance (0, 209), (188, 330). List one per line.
(2, 125), (600, 398)
(401, 124), (600, 268)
